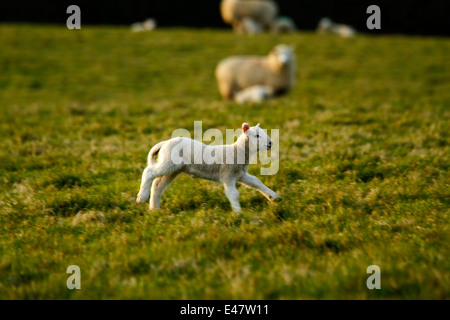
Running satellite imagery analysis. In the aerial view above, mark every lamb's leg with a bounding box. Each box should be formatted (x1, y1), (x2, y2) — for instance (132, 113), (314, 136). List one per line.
(136, 166), (154, 203)
(149, 172), (179, 210)
(223, 181), (241, 212)
(137, 159), (183, 204)
(239, 173), (281, 202)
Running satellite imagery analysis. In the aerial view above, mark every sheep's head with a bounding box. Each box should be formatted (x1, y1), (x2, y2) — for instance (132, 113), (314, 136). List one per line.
(268, 44), (295, 72)
(318, 17), (333, 31)
(242, 123), (272, 151)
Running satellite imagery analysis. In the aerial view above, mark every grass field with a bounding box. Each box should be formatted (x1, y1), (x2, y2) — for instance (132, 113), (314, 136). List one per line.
(0, 24), (449, 299)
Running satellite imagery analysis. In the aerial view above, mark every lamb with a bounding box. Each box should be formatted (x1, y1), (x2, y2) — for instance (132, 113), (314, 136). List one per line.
(317, 17), (356, 38)
(220, 0), (278, 33)
(215, 44), (296, 102)
(136, 123), (281, 212)
(234, 85), (274, 103)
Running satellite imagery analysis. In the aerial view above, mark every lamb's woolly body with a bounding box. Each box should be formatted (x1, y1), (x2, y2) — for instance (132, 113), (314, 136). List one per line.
(137, 124), (281, 212)
(235, 85), (274, 103)
(215, 44), (296, 101)
(220, 0), (278, 32)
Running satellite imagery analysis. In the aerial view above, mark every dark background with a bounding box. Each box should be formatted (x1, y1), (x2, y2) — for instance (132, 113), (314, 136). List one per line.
(1, 0), (449, 36)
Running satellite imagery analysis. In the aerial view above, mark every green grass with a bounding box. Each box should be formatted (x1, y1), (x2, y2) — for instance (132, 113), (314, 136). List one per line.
(0, 24), (449, 299)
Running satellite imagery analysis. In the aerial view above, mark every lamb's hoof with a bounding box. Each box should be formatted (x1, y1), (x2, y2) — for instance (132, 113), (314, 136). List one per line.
(270, 194), (282, 202)
(136, 194), (146, 203)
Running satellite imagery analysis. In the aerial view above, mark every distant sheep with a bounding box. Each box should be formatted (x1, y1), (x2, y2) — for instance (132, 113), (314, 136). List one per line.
(215, 44), (296, 102)
(237, 16), (297, 35)
(220, 0), (278, 33)
(136, 123), (281, 212)
(317, 17), (356, 38)
(131, 18), (157, 32)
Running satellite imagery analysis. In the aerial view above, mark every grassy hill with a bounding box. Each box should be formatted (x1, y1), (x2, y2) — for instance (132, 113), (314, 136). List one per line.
(0, 24), (448, 299)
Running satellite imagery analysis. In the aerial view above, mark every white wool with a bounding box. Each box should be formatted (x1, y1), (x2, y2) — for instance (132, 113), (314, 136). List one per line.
(131, 18), (157, 32)
(220, 0), (278, 33)
(235, 85), (274, 103)
(317, 17), (356, 38)
(332, 25), (356, 38)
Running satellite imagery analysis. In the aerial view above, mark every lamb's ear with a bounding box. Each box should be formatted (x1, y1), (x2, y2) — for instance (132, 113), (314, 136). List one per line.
(256, 123), (260, 127)
(242, 123), (250, 134)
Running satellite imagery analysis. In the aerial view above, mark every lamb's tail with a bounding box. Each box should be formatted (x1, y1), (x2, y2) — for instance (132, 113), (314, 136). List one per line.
(148, 141), (166, 166)
(136, 141), (166, 203)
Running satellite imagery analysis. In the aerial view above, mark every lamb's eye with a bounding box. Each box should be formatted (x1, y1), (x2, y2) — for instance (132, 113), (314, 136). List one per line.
(256, 134), (260, 138)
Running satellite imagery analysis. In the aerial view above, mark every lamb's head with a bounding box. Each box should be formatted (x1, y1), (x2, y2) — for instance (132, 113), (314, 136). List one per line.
(242, 123), (272, 151)
(268, 44), (295, 72)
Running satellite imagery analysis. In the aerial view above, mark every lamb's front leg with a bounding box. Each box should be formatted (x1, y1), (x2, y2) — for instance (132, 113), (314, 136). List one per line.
(239, 173), (281, 202)
(223, 181), (241, 212)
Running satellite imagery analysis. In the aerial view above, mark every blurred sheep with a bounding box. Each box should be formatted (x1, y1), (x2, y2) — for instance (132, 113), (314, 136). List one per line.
(215, 44), (296, 103)
(131, 18), (157, 32)
(237, 15), (296, 35)
(317, 17), (356, 38)
(220, 0), (278, 33)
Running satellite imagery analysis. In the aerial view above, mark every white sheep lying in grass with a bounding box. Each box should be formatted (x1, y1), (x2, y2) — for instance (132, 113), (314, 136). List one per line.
(215, 44), (296, 102)
(317, 17), (356, 38)
(220, 0), (278, 33)
(234, 85), (274, 103)
(131, 18), (157, 32)
(136, 123), (281, 212)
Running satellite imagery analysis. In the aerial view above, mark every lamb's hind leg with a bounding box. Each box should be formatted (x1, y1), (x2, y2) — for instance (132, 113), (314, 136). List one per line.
(137, 166), (154, 203)
(149, 172), (179, 210)
(138, 159), (183, 204)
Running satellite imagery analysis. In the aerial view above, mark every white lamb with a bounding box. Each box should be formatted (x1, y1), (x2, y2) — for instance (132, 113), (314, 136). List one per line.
(220, 0), (278, 33)
(234, 85), (274, 103)
(215, 44), (296, 102)
(136, 123), (281, 212)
